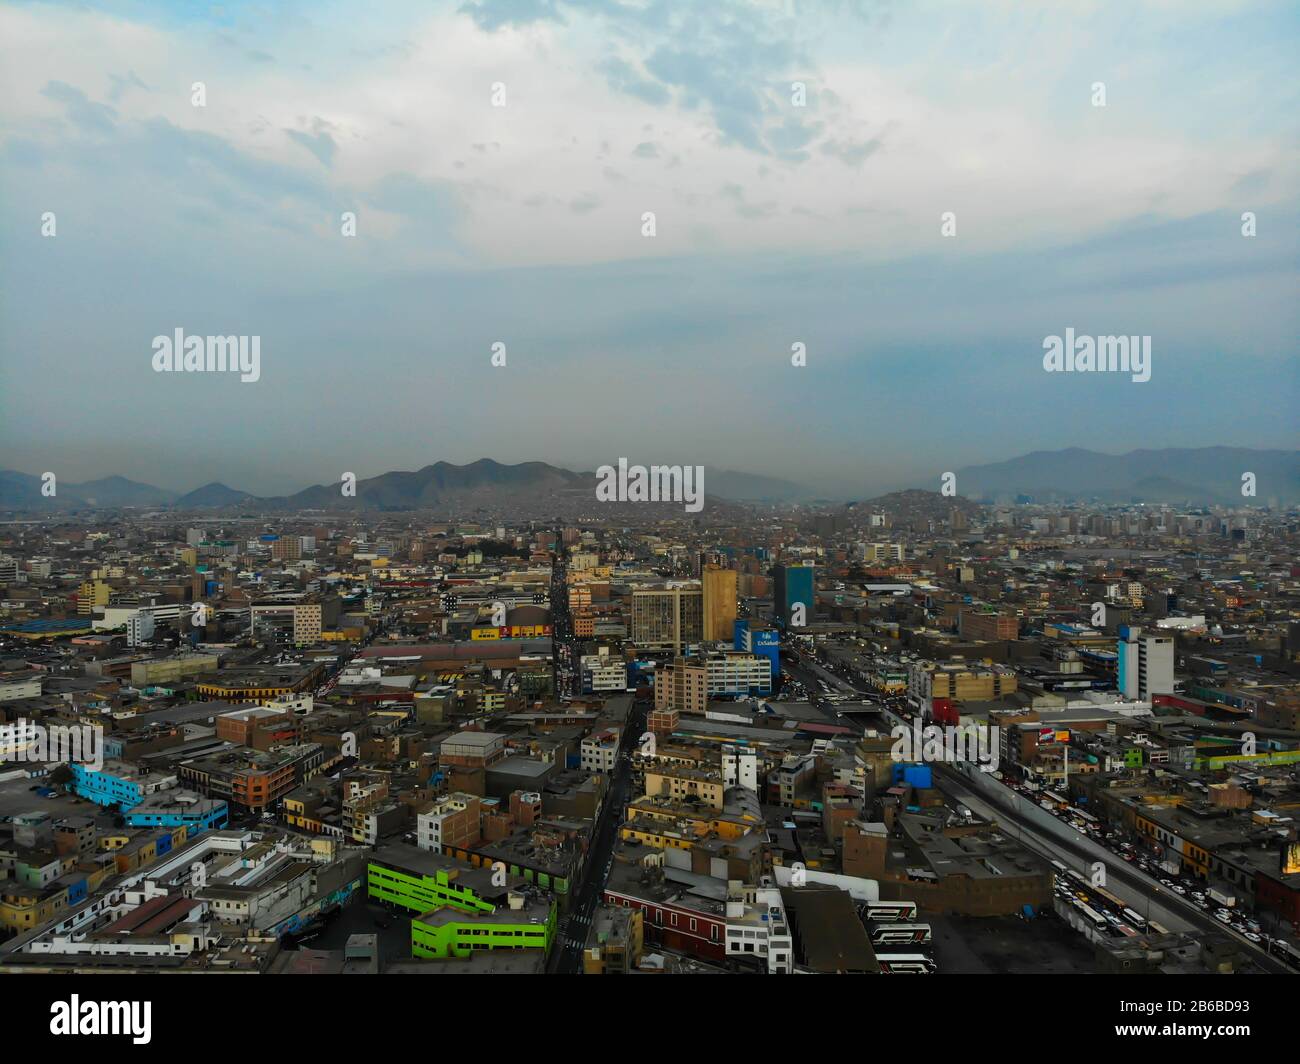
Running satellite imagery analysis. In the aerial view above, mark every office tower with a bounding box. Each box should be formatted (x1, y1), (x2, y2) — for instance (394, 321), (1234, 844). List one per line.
(631, 587), (703, 652)
(702, 565), (738, 642)
(1117, 626), (1175, 699)
(773, 564), (814, 628)
(272, 536), (302, 562)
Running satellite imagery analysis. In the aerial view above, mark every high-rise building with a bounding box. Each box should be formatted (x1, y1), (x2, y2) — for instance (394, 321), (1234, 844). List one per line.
(631, 587), (703, 651)
(701, 565), (738, 642)
(272, 536), (302, 562)
(1118, 626), (1175, 700)
(773, 564), (814, 628)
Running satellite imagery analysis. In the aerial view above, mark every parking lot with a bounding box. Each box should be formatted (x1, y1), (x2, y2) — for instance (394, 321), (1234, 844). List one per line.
(0, 774), (106, 824)
(929, 912), (1096, 974)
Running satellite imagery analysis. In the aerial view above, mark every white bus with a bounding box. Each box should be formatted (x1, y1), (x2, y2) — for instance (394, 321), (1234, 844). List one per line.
(1121, 907), (1147, 931)
(1075, 902), (1109, 931)
(865, 900), (919, 923)
(871, 923), (933, 945)
(876, 953), (937, 974)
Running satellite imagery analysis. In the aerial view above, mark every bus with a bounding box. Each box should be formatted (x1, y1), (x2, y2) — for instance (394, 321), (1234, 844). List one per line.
(1041, 791), (1069, 810)
(1072, 806), (1099, 824)
(871, 923), (932, 946)
(1122, 908), (1147, 931)
(1075, 902), (1109, 931)
(1270, 940), (1300, 970)
(1116, 923), (1140, 937)
(1050, 859), (1069, 876)
(876, 953), (937, 974)
(1094, 885), (1127, 911)
(1147, 921), (1170, 936)
(865, 900), (919, 923)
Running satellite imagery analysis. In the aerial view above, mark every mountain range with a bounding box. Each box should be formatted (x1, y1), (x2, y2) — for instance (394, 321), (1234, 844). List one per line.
(952, 447), (1299, 505)
(0, 448), (1294, 511)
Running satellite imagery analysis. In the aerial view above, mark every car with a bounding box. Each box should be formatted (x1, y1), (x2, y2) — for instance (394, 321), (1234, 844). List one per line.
(1215, 909), (1233, 923)
(1243, 932), (1262, 943)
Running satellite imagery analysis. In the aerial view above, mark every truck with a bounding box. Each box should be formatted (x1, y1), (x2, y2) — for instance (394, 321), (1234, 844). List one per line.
(1208, 886), (1237, 909)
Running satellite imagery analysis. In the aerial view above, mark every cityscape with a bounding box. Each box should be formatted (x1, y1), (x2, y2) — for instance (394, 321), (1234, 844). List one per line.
(1, 481), (1298, 985)
(0, 0), (1296, 1034)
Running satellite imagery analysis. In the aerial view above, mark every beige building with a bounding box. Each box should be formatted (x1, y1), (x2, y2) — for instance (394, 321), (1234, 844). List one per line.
(908, 661), (1018, 703)
(632, 587), (702, 651)
(655, 658), (708, 715)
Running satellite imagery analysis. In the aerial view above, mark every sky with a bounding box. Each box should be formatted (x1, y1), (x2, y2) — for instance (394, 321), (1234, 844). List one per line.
(0, 0), (1296, 497)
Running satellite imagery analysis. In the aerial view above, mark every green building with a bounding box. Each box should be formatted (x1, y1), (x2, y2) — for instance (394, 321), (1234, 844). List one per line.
(411, 895), (557, 959)
(368, 844), (523, 915)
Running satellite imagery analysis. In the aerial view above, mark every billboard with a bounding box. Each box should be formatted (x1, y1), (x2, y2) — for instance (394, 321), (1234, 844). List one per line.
(1284, 841), (1300, 876)
(471, 624), (553, 641)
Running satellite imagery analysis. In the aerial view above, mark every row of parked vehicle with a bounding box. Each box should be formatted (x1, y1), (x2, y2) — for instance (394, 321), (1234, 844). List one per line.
(1004, 775), (1272, 945)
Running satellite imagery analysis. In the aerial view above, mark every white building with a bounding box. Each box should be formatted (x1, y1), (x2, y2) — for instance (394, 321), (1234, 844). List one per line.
(725, 883), (793, 974)
(581, 653), (628, 692)
(580, 729), (620, 773)
(1118, 627), (1175, 700)
(722, 746), (758, 791)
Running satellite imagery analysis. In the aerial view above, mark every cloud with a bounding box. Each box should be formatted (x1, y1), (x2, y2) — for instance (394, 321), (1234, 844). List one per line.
(107, 70), (149, 103)
(820, 135), (882, 167)
(284, 123), (337, 167)
(40, 81), (117, 134)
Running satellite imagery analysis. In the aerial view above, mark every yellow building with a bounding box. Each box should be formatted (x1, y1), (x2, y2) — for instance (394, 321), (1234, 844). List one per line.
(702, 565), (738, 642)
(0, 884), (69, 933)
(77, 579), (111, 615)
(644, 766), (725, 811)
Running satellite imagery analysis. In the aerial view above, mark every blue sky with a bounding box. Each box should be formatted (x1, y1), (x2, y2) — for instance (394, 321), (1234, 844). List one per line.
(0, 0), (1296, 496)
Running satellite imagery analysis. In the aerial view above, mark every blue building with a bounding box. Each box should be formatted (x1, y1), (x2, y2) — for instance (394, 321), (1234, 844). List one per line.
(70, 761), (157, 810)
(773, 564), (814, 628)
(123, 792), (229, 836)
(734, 619), (781, 677)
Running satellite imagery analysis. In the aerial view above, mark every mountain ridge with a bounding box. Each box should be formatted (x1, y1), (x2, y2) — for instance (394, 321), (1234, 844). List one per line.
(1, 448), (1295, 510)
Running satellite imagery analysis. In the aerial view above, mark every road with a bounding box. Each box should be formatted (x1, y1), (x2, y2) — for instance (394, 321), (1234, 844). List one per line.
(789, 638), (1295, 974)
(547, 699), (644, 973)
(549, 544), (578, 698)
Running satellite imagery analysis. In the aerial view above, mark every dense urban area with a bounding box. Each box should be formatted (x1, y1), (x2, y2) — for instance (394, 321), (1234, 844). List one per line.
(0, 488), (1297, 977)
